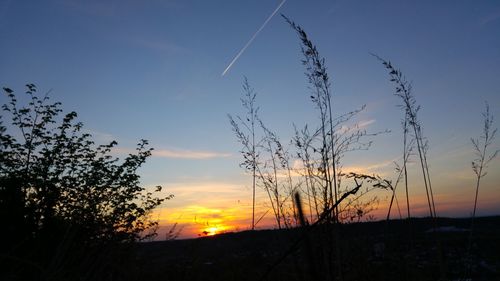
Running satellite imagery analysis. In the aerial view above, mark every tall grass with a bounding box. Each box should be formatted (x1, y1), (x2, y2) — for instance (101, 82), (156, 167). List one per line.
(228, 78), (259, 230)
(375, 55), (453, 280)
(470, 102), (498, 228)
(227, 16), (500, 281)
(243, 17), (392, 280)
(229, 78), (299, 229)
(374, 55), (437, 220)
(466, 102), (498, 277)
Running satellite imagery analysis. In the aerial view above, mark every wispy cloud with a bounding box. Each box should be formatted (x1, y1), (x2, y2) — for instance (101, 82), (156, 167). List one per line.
(342, 156), (400, 176)
(153, 148), (231, 159)
(358, 119), (376, 128)
(83, 129), (116, 143)
(336, 118), (376, 134)
(152, 181), (257, 237)
(132, 37), (184, 54)
(480, 10), (500, 25)
(111, 146), (231, 159)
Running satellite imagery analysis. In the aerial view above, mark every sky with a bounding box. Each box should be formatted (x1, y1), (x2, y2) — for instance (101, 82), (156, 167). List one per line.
(1, 0), (499, 239)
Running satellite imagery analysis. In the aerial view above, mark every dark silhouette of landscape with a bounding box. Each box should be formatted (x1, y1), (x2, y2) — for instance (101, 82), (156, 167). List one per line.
(138, 216), (500, 281)
(1, 8), (499, 281)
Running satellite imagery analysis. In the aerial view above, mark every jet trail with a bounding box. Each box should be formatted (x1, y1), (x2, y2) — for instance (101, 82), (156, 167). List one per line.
(221, 0), (287, 77)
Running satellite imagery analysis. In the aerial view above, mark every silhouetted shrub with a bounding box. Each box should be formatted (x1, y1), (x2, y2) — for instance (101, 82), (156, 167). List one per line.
(0, 84), (170, 279)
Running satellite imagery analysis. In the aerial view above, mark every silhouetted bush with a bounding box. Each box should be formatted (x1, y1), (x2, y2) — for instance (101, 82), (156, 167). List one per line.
(0, 84), (170, 280)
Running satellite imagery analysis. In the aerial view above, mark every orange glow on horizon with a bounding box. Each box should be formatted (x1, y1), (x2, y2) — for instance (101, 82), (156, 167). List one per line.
(201, 225), (228, 236)
(151, 169), (500, 239)
(155, 191), (481, 238)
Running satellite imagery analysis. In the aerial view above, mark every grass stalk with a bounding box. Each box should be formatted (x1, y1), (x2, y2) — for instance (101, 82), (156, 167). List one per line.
(466, 102), (498, 277)
(228, 78), (260, 230)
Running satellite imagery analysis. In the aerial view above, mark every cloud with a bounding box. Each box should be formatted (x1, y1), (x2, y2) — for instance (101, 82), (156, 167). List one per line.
(480, 10), (500, 25)
(153, 180), (263, 215)
(158, 181), (247, 208)
(112, 146), (231, 159)
(131, 37), (184, 54)
(153, 148), (231, 159)
(152, 181), (255, 238)
(358, 119), (376, 128)
(83, 129), (116, 143)
(342, 156), (400, 176)
(336, 119), (376, 134)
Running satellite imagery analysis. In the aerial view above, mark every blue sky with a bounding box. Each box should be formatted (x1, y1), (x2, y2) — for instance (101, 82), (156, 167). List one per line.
(1, 0), (499, 237)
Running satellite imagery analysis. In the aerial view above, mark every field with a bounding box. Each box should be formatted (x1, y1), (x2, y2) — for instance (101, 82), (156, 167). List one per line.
(135, 216), (500, 281)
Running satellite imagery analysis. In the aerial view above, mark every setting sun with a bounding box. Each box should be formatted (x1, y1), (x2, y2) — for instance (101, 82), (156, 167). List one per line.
(201, 224), (230, 236)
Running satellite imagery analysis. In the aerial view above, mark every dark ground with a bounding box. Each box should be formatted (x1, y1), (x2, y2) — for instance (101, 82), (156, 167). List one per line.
(135, 216), (500, 281)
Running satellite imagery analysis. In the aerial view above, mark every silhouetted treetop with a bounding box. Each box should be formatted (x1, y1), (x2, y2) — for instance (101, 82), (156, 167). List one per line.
(0, 84), (170, 246)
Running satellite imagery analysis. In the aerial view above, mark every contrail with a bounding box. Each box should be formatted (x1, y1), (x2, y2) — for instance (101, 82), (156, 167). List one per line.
(221, 0), (287, 77)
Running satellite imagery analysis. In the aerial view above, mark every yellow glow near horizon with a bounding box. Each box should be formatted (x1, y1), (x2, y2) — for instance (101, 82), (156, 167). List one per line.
(202, 225), (227, 236)
(150, 164), (500, 239)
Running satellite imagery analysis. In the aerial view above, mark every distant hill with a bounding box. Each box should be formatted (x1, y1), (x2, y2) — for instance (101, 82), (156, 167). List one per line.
(135, 216), (500, 281)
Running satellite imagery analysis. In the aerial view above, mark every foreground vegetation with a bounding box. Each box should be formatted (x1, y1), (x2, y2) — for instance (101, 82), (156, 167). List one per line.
(1, 14), (497, 281)
(227, 16), (498, 281)
(137, 217), (500, 281)
(0, 85), (169, 280)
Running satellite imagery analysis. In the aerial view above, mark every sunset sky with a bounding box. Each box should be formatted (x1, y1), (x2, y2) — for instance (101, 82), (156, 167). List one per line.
(1, 0), (499, 239)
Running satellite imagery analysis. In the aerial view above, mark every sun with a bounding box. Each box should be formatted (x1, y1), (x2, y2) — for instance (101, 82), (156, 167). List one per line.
(207, 227), (219, 236)
(202, 225), (227, 236)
